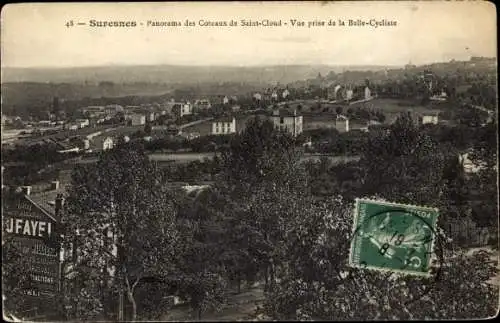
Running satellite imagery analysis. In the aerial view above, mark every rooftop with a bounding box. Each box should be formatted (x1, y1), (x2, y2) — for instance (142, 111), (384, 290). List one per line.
(421, 111), (440, 117)
(28, 189), (65, 220)
(367, 120), (382, 126)
(271, 108), (301, 118)
(213, 116), (235, 123)
(56, 140), (77, 150)
(24, 175), (71, 220)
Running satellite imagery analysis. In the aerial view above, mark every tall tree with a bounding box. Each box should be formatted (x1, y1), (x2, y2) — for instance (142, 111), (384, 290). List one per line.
(467, 122), (498, 235)
(360, 112), (447, 207)
(217, 116), (309, 292)
(173, 186), (229, 320)
(221, 116), (307, 192)
(61, 141), (179, 321)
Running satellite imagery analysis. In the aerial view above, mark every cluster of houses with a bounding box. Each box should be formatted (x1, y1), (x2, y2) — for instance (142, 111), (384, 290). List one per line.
(248, 83), (373, 104)
(77, 101), (202, 127)
(64, 118), (90, 131)
(164, 97), (240, 119)
(2, 116), (66, 130)
(81, 96), (239, 125)
(209, 106), (304, 137)
(326, 84), (373, 103)
(53, 133), (115, 154)
(251, 88), (291, 103)
(208, 106), (442, 139)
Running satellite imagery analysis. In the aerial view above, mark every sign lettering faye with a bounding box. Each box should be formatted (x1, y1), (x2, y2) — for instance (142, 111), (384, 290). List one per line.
(5, 218), (53, 238)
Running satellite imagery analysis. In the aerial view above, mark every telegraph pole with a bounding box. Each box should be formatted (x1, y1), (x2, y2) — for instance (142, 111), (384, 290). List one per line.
(117, 243), (125, 321)
(118, 288), (124, 321)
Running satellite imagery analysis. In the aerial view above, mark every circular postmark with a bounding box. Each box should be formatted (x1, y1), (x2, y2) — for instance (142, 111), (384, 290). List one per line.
(349, 201), (445, 304)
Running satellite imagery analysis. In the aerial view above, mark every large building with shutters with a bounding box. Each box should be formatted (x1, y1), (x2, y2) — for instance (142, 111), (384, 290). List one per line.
(270, 108), (303, 137)
(211, 117), (236, 135)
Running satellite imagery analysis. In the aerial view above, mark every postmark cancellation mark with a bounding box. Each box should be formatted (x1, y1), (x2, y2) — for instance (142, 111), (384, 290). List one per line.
(349, 198), (440, 277)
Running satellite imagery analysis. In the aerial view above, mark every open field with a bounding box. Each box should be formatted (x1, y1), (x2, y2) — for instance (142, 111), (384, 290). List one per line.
(350, 98), (445, 122)
(303, 114), (337, 130)
(356, 98), (446, 113)
(303, 114), (366, 130)
(181, 121), (212, 136)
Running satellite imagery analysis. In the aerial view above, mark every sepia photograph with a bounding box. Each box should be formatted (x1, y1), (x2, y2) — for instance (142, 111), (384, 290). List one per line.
(1, 1), (498, 321)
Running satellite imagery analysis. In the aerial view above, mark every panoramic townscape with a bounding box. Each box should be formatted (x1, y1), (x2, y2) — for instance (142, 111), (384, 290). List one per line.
(2, 2), (498, 322)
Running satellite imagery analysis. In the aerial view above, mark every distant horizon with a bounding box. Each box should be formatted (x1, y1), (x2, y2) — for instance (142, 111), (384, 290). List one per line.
(2, 55), (495, 70)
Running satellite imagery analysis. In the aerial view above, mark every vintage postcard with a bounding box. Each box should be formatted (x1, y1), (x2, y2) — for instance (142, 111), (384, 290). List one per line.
(1, 1), (498, 321)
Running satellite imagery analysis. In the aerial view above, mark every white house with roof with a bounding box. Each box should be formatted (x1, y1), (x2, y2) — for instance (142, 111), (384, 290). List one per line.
(328, 84), (342, 101)
(105, 105), (124, 115)
(172, 102), (193, 118)
(182, 103), (193, 116)
(420, 113), (439, 125)
(66, 124), (79, 131)
(102, 137), (114, 151)
(75, 119), (90, 128)
(81, 106), (105, 115)
(364, 87), (372, 100)
(146, 112), (156, 122)
(335, 115), (350, 132)
(270, 109), (303, 137)
(89, 136), (115, 151)
(282, 89), (290, 99)
(212, 117), (236, 135)
(130, 114), (146, 126)
(430, 90), (448, 101)
(253, 93), (262, 101)
(458, 151), (487, 174)
(194, 99), (211, 111)
(345, 89), (354, 101)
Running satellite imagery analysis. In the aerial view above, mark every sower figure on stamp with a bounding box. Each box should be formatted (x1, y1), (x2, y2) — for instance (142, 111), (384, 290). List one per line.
(360, 212), (432, 260)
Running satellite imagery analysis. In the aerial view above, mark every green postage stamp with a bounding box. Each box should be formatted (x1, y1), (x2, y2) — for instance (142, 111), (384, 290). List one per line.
(349, 198), (440, 276)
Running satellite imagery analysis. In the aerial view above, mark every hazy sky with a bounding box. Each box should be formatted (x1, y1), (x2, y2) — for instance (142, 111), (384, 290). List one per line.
(1, 1), (497, 68)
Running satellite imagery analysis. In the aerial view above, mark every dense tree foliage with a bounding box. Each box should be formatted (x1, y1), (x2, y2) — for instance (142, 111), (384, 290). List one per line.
(3, 83), (497, 320)
(221, 116), (307, 190)
(260, 195), (498, 320)
(360, 112), (447, 206)
(2, 144), (79, 186)
(61, 141), (180, 321)
(255, 114), (498, 320)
